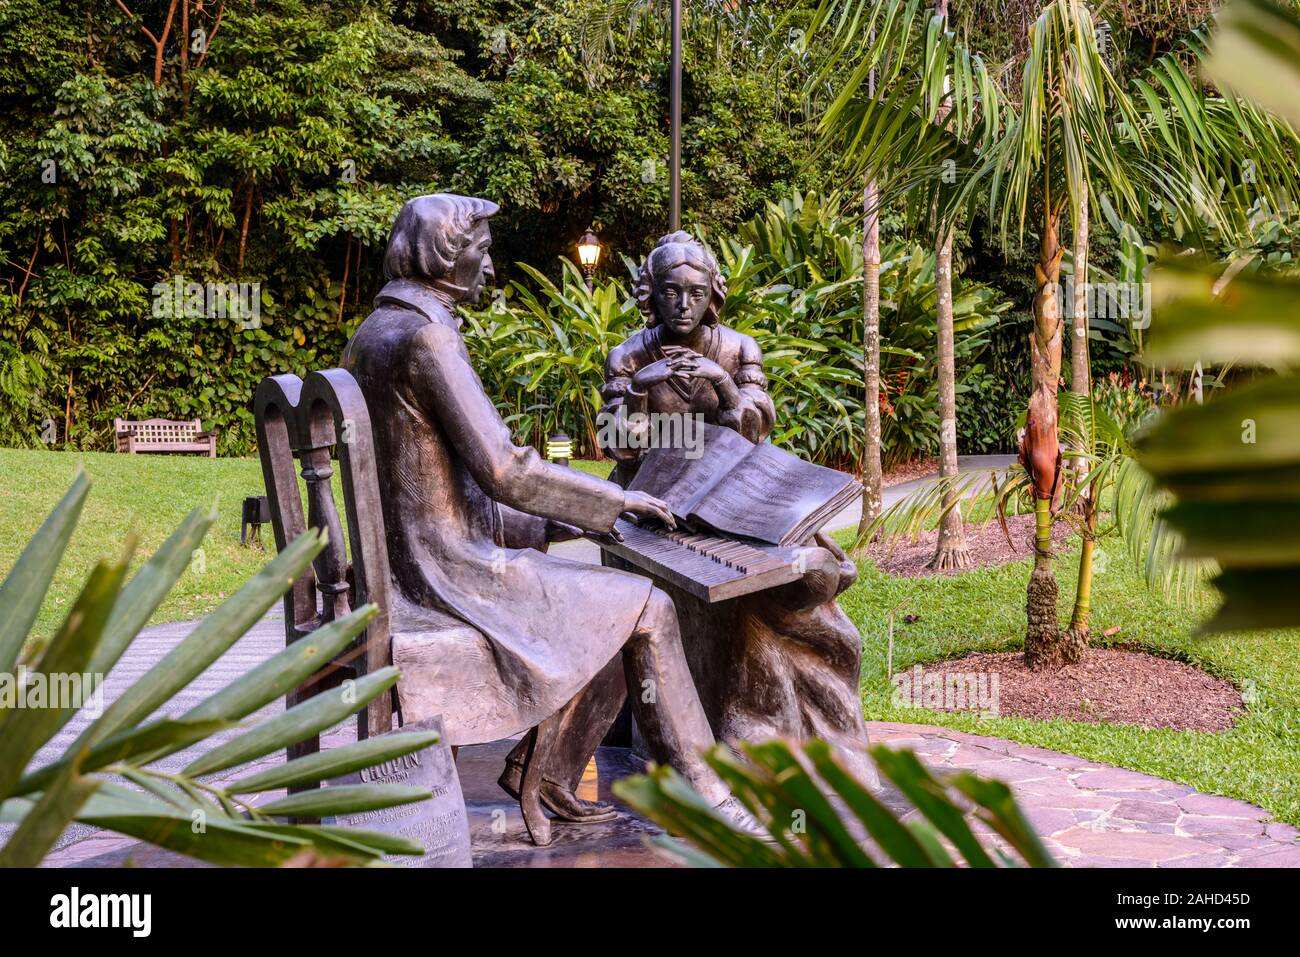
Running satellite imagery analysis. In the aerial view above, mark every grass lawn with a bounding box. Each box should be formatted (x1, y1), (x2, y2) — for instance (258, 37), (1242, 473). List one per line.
(3, 448), (1295, 825)
(0, 447), (611, 642)
(833, 526), (1300, 826)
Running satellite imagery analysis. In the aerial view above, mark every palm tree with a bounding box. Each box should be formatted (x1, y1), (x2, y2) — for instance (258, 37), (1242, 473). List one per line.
(807, 0), (1002, 561)
(811, 0), (1298, 668)
(929, 0), (973, 570)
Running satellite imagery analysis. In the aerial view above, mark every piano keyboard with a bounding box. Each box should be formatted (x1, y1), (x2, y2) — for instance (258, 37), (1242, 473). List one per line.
(600, 519), (803, 602)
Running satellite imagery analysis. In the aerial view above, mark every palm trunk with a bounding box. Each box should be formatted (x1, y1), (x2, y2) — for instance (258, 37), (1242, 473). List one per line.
(927, 0), (969, 571)
(930, 225), (971, 569)
(1065, 505), (1096, 659)
(1022, 202), (1068, 670)
(855, 175), (884, 552)
(1066, 182), (1093, 656)
(1070, 182), (1089, 396)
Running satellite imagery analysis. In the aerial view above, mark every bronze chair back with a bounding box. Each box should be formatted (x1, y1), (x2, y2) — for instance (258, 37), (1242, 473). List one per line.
(253, 370), (395, 749)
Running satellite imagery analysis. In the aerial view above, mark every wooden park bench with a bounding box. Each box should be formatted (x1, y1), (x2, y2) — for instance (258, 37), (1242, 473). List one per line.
(114, 417), (217, 457)
(254, 369), (567, 847)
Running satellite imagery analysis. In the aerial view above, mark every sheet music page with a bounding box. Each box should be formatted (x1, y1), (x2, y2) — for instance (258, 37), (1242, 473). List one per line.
(626, 423), (755, 519)
(689, 441), (856, 544)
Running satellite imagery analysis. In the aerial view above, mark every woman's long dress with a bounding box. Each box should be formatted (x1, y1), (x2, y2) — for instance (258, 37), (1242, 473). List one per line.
(600, 324), (876, 783)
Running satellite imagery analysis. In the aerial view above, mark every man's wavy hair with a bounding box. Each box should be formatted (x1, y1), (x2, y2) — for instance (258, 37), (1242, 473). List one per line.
(383, 193), (499, 282)
(634, 231), (727, 328)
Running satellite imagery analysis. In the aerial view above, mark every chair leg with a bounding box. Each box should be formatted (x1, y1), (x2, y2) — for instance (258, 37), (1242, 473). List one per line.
(519, 710), (562, 847)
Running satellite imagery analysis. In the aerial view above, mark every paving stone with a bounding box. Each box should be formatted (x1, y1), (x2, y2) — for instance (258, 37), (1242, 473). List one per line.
(1051, 826), (1219, 861)
(1113, 799), (1182, 824)
(1265, 822), (1300, 843)
(1175, 792), (1265, 819)
(1177, 814), (1267, 837)
(960, 759), (1055, 784)
(1157, 852), (1233, 868)
(1024, 808), (1077, 836)
(1236, 846), (1300, 867)
(1098, 789), (1175, 803)
(1074, 768), (1169, 791)
(994, 745), (1104, 772)
(1068, 856), (1158, 868)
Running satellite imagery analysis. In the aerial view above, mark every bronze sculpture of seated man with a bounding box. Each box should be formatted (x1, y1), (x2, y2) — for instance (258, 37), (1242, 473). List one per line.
(341, 193), (755, 828)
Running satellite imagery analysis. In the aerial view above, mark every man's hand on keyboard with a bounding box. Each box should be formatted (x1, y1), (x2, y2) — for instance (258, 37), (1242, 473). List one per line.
(620, 490), (677, 530)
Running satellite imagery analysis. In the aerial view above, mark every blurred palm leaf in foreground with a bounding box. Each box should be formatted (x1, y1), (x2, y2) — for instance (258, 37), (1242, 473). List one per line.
(614, 739), (1055, 867)
(0, 474), (437, 867)
(1138, 0), (1300, 633)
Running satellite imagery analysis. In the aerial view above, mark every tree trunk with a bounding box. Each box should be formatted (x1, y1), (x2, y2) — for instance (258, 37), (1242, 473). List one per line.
(1070, 181), (1089, 396)
(927, 0), (969, 571)
(237, 181), (254, 273)
(1022, 202), (1067, 670)
(1065, 504), (1096, 658)
(930, 224), (971, 570)
(1065, 182), (1093, 657)
(855, 175), (884, 552)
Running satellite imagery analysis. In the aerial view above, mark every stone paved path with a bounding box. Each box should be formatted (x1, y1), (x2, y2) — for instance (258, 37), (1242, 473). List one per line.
(872, 723), (1300, 867)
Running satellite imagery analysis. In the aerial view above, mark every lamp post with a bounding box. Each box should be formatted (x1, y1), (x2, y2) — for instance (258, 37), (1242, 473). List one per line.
(669, 0), (682, 231)
(576, 226), (602, 291)
(545, 433), (573, 468)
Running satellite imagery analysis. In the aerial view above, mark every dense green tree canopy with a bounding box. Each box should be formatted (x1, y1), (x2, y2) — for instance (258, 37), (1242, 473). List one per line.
(0, 0), (1271, 456)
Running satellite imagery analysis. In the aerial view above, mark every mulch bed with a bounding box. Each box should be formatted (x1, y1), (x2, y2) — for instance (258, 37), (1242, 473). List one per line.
(882, 456), (939, 488)
(866, 512), (1072, 577)
(918, 648), (1244, 731)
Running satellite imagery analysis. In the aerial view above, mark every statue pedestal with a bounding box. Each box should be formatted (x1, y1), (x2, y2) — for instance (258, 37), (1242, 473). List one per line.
(458, 739), (673, 868)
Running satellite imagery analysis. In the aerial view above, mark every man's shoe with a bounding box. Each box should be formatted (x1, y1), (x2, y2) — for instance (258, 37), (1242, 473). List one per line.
(498, 761), (620, 823)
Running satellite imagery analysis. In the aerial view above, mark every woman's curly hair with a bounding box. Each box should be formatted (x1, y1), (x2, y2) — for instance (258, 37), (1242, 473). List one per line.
(634, 231), (727, 328)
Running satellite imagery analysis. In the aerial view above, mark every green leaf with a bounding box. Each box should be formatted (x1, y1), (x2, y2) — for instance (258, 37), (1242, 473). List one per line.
(871, 746), (996, 867)
(13, 720), (233, 798)
(0, 471), (89, 674)
(949, 773), (1058, 868)
(0, 759), (100, 867)
(1147, 261), (1300, 367)
(0, 551), (131, 800)
(50, 529), (327, 777)
(246, 823), (420, 859)
(1138, 375), (1300, 477)
(227, 730), (440, 793)
(182, 603), (377, 725)
(804, 739), (931, 866)
(182, 667), (401, 777)
(257, 784), (431, 818)
(90, 504), (217, 676)
(1207, 0), (1300, 129)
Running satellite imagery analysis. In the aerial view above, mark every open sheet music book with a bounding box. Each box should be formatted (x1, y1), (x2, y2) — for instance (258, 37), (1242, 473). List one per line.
(626, 422), (862, 547)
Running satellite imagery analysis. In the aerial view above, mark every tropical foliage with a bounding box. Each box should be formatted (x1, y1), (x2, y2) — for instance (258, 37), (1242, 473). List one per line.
(613, 738), (1055, 867)
(0, 475), (435, 867)
(464, 191), (1013, 465)
(0, 0), (818, 453)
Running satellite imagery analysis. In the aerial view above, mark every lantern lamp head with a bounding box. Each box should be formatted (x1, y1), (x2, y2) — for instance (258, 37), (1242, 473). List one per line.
(577, 227), (602, 269)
